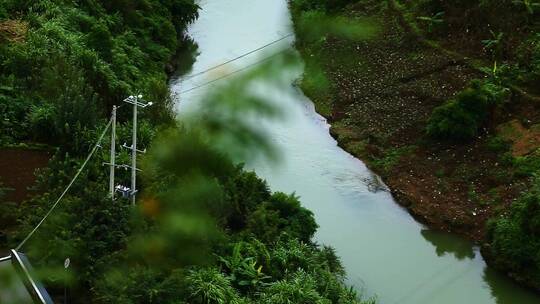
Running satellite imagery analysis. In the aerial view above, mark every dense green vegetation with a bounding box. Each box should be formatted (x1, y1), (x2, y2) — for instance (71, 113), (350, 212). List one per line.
(291, 0), (540, 292)
(0, 1), (372, 303)
(290, 0), (356, 13)
(0, 0), (198, 150)
(487, 177), (540, 289)
(9, 126), (371, 303)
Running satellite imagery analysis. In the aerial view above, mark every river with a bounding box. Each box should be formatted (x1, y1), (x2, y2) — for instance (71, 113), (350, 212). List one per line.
(170, 0), (540, 303)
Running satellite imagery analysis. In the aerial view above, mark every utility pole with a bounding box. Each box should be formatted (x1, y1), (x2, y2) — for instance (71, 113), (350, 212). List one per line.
(64, 258), (70, 304)
(123, 95), (152, 205)
(109, 105), (116, 200)
(131, 97), (137, 206)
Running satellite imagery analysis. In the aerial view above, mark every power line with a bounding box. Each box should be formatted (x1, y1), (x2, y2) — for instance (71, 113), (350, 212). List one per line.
(15, 34), (295, 249)
(389, 261), (453, 304)
(179, 48), (290, 94)
(16, 118), (113, 251)
(412, 261), (475, 304)
(183, 33), (294, 80)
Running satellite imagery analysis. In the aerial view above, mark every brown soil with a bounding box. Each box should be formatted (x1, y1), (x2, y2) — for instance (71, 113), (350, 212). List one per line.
(299, 0), (540, 242)
(497, 120), (540, 157)
(0, 148), (50, 203)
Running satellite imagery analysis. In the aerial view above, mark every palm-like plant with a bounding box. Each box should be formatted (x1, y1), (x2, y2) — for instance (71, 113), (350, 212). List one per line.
(270, 238), (317, 277)
(417, 11), (445, 33)
(218, 243), (271, 291)
(482, 30), (504, 59)
(186, 267), (242, 304)
(258, 270), (328, 304)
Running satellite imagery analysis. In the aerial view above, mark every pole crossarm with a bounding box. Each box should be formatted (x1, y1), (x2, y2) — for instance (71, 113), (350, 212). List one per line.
(121, 143), (146, 154)
(103, 162), (142, 172)
(123, 95), (153, 108)
(122, 95), (152, 205)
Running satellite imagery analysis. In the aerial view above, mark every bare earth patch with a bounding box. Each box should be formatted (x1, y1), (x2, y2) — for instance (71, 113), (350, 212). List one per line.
(0, 148), (50, 203)
(497, 119), (540, 157)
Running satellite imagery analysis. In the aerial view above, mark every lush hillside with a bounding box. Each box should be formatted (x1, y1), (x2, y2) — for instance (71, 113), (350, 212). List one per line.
(0, 0), (199, 150)
(0, 1), (373, 303)
(290, 0), (540, 291)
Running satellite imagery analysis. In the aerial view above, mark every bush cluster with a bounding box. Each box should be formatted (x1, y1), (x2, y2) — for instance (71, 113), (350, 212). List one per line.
(426, 81), (508, 140)
(518, 33), (540, 88)
(486, 177), (540, 287)
(290, 0), (356, 13)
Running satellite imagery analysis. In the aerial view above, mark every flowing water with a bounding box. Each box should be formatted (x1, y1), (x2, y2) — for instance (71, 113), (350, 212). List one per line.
(170, 0), (540, 303)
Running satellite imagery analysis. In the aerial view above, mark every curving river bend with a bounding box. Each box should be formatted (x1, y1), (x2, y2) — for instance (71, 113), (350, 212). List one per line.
(170, 0), (540, 303)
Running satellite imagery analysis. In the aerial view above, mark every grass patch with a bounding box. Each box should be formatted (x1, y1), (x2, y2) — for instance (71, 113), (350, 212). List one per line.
(513, 149), (540, 177)
(299, 58), (333, 117)
(372, 145), (417, 173)
(345, 140), (368, 156)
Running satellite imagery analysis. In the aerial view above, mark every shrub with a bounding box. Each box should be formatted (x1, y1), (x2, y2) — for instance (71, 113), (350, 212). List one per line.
(518, 33), (540, 87)
(486, 135), (511, 153)
(290, 0), (356, 13)
(94, 267), (188, 304)
(513, 150), (540, 177)
(268, 238), (344, 278)
(28, 103), (56, 141)
(85, 22), (113, 60)
(258, 266), (371, 304)
(247, 192), (318, 243)
(487, 176), (540, 285)
(186, 267), (242, 304)
(426, 81), (508, 140)
(218, 242), (271, 292)
(221, 168), (271, 230)
(258, 270), (328, 304)
(0, 101), (24, 142)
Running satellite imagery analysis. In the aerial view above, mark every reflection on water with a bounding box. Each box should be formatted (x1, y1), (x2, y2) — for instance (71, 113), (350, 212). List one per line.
(420, 229), (475, 260)
(483, 266), (540, 304)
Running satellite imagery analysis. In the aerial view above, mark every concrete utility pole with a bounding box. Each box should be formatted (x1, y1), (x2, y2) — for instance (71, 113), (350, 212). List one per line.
(131, 97), (137, 205)
(109, 105), (116, 200)
(123, 95), (152, 205)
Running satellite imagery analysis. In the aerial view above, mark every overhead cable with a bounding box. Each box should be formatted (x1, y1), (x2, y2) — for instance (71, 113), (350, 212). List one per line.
(180, 48), (290, 94)
(183, 33), (294, 80)
(16, 118), (113, 250)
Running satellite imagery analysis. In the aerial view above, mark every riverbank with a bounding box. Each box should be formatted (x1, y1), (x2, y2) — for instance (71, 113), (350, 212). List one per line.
(291, 0), (540, 291)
